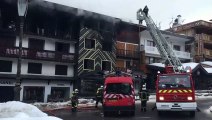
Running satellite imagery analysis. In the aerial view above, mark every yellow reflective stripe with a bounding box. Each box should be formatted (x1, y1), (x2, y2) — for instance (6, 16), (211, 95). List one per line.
(183, 90), (188, 93)
(172, 90), (177, 93)
(163, 90), (167, 93)
(188, 90), (192, 93)
(168, 90), (172, 93)
(178, 90), (183, 93)
(159, 90), (162, 93)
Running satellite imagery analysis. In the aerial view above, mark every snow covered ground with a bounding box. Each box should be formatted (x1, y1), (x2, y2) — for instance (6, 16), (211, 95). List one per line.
(0, 101), (62, 120)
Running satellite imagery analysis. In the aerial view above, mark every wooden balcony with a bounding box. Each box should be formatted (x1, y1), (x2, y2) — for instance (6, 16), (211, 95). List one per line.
(116, 49), (140, 59)
(0, 47), (75, 63)
(196, 34), (212, 44)
(205, 49), (212, 57)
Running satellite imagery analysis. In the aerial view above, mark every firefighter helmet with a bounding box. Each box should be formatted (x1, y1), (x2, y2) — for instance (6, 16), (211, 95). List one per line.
(75, 89), (79, 93)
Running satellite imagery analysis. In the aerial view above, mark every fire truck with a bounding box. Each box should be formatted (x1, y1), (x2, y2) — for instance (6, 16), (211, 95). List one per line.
(137, 6), (197, 117)
(103, 71), (135, 116)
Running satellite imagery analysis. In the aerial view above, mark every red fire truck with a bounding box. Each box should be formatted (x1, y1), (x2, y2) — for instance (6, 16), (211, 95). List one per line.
(137, 6), (197, 117)
(103, 72), (135, 116)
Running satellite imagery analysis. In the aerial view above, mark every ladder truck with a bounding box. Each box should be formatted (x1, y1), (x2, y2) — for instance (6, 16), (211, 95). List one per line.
(137, 6), (197, 117)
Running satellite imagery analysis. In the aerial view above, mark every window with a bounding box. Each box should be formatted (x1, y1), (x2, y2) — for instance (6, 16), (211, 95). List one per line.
(102, 61), (111, 71)
(147, 40), (155, 46)
(28, 38), (44, 50)
(173, 45), (181, 51)
(84, 59), (94, 70)
(55, 65), (68, 75)
(0, 60), (12, 72)
(28, 62), (42, 74)
(145, 57), (155, 64)
(23, 86), (44, 102)
(126, 61), (132, 68)
(106, 83), (132, 95)
(55, 42), (70, 53)
(0, 37), (15, 47)
(85, 39), (95, 49)
(159, 75), (191, 89)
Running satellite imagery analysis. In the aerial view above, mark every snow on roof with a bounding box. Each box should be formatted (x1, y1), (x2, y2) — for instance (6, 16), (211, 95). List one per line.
(148, 63), (165, 68)
(201, 61), (212, 66)
(149, 62), (199, 70)
(182, 62), (199, 70)
(0, 101), (61, 120)
(204, 68), (212, 74)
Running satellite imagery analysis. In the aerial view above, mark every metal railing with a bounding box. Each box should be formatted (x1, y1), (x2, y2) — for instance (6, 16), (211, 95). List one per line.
(0, 46), (75, 63)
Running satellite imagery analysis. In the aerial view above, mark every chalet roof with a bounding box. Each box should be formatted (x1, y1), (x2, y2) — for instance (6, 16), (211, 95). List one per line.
(168, 20), (212, 32)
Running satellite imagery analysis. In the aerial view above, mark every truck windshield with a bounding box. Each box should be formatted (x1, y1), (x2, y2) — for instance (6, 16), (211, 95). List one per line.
(106, 83), (132, 95)
(159, 75), (191, 89)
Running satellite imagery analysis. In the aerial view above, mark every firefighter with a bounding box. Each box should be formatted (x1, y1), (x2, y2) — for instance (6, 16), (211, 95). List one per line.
(95, 85), (103, 108)
(71, 89), (79, 112)
(143, 5), (149, 16)
(139, 84), (149, 112)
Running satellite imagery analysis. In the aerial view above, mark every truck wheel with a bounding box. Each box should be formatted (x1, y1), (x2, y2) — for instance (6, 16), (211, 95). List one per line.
(189, 111), (195, 117)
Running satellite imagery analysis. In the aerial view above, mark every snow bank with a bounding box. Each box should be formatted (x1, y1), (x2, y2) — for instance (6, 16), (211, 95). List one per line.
(210, 106), (212, 112)
(0, 101), (46, 118)
(0, 101), (62, 120)
(33, 99), (96, 110)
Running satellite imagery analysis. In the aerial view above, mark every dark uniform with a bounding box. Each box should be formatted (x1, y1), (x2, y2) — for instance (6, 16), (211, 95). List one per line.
(143, 5), (149, 16)
(139, 88), (149, 112)
(71, 89), (79, 112)
(95, 86), (103, 108)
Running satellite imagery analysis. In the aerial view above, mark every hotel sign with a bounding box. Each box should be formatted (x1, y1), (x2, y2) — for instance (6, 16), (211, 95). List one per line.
(0, 81), (13, 85)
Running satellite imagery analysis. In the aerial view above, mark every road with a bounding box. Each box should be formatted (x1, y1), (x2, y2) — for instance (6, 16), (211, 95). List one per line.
(47, 98), (212, 120)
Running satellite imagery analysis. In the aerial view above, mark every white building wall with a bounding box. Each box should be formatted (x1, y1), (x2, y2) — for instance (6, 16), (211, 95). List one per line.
(15, 36), (29, 48)
(140, 30), (191, 59)
(2, 36), (75, 103)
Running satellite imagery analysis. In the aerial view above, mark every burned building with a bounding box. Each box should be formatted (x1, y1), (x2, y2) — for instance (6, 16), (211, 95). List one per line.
(0, 0), (123, 100)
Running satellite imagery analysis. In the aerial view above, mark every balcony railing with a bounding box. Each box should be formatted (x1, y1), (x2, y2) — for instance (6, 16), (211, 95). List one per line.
(25, 30), (72, 41)
(145, 46), (191, 59)
(205, 49), (212, 56)
(116, 49), (140, 59)
(196, 34), (212, 44)
(0, 47), (75, 63)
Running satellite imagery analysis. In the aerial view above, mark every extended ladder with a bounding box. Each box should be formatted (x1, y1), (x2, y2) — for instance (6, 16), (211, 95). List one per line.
(137, 7), (184, 73)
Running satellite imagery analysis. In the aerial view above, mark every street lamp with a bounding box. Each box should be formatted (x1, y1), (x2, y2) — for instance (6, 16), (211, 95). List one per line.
(14, 0), (28, 101)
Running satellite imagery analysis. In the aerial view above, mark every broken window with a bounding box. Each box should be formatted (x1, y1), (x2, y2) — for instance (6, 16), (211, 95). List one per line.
(102, 61), (111, 71)
(84, 59), (94, 70)
(85, 39), (95, 49)
(55, 65), (68, 75)
(55, 42), (70, 53)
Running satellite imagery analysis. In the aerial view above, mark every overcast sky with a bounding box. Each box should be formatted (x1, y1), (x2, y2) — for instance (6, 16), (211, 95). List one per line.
(45, 0), (212, 30)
